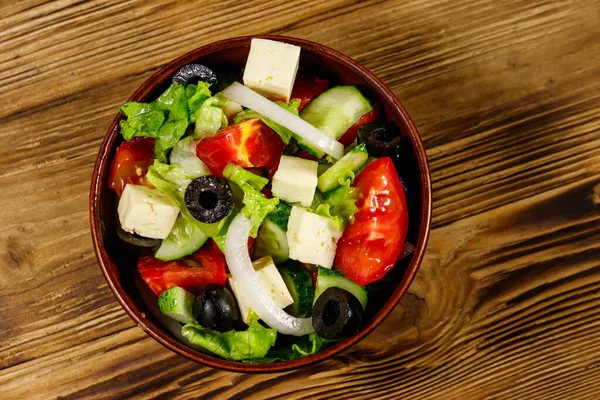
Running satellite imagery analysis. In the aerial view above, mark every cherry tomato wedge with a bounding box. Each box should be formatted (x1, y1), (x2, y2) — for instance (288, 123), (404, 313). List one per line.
(108, 137), (155, 196)
(196, 118), (285, 177)
(291, 76), (328, 112)
(334, 157), (408, 286)
(138, 247), (227, 296)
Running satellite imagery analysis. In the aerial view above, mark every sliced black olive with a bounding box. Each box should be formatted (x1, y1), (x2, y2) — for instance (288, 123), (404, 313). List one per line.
(312, 287), (364, 339)
(193, 284), (240, 333)
(114, 202), (162, 248)
(358, 121), (404, 159)
(172, 64), (218, 86)
(185, 176), (233, 223)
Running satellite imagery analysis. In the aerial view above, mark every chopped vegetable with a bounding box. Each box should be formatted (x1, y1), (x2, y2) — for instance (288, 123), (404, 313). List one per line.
(196, 118), (285, 177)
(224, 213), (314, 336)
(158, 286), (196, 324)
(223, 164), (279, 237)
(317, 143), (369, 192)
(279, 261), (314, 318)
(138, 246), (227, 296)
(234, 99), (301, 144)
(297, 85), (373, 158)
(334, 157), (408, 285)
(221, 82), (344, 159)
(108, 137), (155, 196)
(314, 266), (367, 311)
(182, 311), (276, 360)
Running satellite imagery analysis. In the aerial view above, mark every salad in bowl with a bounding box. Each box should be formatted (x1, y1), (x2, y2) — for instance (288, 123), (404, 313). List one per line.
(92, 36), (430, 370)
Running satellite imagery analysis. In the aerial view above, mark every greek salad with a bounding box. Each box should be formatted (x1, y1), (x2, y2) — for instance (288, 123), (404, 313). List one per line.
(109, 38), (409, 362)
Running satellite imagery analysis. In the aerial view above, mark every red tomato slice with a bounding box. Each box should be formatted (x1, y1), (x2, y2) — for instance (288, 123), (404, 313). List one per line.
(334, 157), (408, 286)
(291, 76), (328, 111)
(196, 119), (285, 177)
(108, 137), (155, 195)
(138, 247), (227, 296)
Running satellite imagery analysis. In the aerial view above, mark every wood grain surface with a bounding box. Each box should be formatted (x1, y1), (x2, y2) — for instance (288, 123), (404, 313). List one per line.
(1, 0), (599, 398)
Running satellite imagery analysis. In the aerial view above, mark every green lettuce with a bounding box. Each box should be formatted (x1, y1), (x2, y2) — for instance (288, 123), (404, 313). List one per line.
(181, 311), (277, 361)
(312, 184), (359, 231)
(233, 99), (301, 144)
(186, 81), (213, 122)
(222, 164), (279, 236)
(119, 82), (190, 161)
(243, 333), (331, 363)
(194, 94), (229, 139)
(146, 160), (226, 237)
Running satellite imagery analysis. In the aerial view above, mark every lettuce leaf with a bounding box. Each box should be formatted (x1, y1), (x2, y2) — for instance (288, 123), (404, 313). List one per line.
(186, 81), (213, 122)
(222, 164), (279, 236)
(233, 99), (301, 144)
(146, 160), (226, 237)
(181, 311), (277, 361)
(119, 82), (190, 161)
(194, 94), (229, 139)
(243, 333), (330, 363)
(312, 184), (359, 231)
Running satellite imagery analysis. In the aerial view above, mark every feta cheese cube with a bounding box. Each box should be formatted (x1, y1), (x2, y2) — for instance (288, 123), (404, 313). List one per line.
(271, 155), (318, 207)
(228, 256), (294, 324)
(117, 184), (179, 239)
(243, 38), (301, 102)
(287, 206), (343, 268)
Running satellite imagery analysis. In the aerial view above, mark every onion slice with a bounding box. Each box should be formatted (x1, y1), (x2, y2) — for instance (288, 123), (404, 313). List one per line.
(224, 213), (314, 336)
(222, 82), (344, 159)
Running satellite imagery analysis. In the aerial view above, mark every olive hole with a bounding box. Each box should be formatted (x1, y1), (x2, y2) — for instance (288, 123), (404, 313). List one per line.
(198, 190), (218, 210)
(322, 300), (340, 327)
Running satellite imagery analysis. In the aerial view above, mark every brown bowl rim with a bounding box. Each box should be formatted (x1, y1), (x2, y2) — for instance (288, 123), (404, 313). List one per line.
(90, 34), (432, 373)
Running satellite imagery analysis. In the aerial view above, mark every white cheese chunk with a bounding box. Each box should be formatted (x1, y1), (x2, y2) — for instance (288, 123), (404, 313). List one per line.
(287, 206), (343, 269)
(117, 184), (179, 239)
(228, 256), (294, 324)
(271, 155), (318, 207)
(242, 38), (301, 102)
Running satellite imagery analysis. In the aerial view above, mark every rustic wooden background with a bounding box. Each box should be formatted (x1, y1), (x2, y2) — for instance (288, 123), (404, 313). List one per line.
(1, 0), (599, 398)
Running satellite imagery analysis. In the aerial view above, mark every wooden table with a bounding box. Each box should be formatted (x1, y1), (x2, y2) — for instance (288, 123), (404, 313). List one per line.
(2, 0), (599, 398)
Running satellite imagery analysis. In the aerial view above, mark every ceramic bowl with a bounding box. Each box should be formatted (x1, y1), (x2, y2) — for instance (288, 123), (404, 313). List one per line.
(90, 35), (432, 373)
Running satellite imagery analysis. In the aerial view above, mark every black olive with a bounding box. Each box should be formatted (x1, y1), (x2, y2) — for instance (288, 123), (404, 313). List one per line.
(114, 202), (162, 248)
(185, 176), (233, 223)
(193, 284), (240, 332)
(358, 121), (404, 159)
(312, 287), (364, 339)
(172, 64), (218, 86)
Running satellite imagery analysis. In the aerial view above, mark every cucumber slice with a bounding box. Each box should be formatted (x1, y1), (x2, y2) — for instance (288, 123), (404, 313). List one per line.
(265, 202), (292, 232)
(158, 286), (196, 324)
(317, 143), (368, 192)
(298, 86), (373, 158)
(279, 261), (314, 318)
(314, 266), (368, 311)
(155, 214), (208, 261)
(170, 136), (211, 179)
(253, 219), (290, 264)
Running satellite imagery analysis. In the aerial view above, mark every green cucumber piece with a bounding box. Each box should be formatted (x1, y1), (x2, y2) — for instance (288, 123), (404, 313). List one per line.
(265, 202), (292, 232)
(317, 143), (368, 192)
(253, 219), (290, 264)
(155, 214), (208, 261)
(298, 86), (373, 158)
(158, 286), (196, 324)
(314, 266), (368, 311)
(279, 261), (314, 318)
(170, 136), (211, 179)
